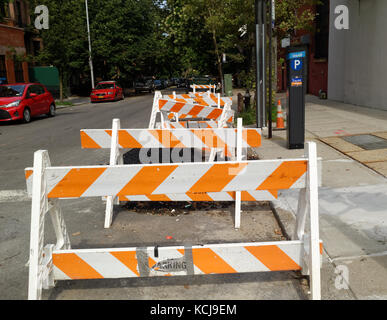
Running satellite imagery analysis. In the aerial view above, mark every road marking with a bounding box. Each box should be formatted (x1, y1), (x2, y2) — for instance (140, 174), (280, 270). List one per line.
(0, 190), (30, 202)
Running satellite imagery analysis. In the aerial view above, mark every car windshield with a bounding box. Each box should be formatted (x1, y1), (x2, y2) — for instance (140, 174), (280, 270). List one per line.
(0, 85), (26, 97)
(154, 80), (161, 84)
(95, 83), (114, 89)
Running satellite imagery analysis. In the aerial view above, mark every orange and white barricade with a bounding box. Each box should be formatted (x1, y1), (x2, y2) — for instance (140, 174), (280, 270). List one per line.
(25, 140), (322, 300)
(149, 91), (234, 130)
(165, 92), (233, 108)
(81, 118), (262, 227)
(190, 84), (216, 94)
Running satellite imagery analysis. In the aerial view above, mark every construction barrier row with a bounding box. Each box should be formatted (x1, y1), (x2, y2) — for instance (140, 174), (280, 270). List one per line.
(26, 117), (263, 229)
(25, 141), (322, 300)
(25, 87), (322, 300)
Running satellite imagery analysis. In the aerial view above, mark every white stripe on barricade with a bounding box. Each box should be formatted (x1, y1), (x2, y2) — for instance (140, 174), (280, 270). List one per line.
(25, 142), (322, 300)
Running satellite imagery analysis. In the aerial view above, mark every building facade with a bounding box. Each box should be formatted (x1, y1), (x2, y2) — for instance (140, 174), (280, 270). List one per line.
(328, 0), (387, 111)
(0, 0), (38, 84)
(277, 0), (387, 112)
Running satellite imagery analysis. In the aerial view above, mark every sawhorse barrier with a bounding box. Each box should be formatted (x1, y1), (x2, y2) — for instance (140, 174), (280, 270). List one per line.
(190, 84), (216, 94)
(149, 92), (234, 130)
(165, 92), (233, 108)
(25, 141), (322, 300)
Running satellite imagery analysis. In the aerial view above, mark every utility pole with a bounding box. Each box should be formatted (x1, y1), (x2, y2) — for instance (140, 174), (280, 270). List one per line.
(255, 0), (261, 128)
(268, 0), (274, 139)
(85, 0), (95, 89)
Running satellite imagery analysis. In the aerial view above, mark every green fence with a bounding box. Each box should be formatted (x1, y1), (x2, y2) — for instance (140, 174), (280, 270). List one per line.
(29, 66), (61, 99)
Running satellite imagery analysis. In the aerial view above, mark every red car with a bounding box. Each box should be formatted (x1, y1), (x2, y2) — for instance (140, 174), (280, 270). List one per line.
(90, 81), (124, 102)
(0, 83), (56, 123)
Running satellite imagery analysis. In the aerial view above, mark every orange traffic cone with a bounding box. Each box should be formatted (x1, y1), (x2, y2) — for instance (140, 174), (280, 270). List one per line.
(275, 100), (285, 129)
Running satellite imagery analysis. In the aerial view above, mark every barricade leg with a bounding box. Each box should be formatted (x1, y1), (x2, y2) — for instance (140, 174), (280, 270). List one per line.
(149, 91), (162, 129)
(234, 118), (243, 229)
(306, 142), (321, 300)
(28, 150), (50, 300)
(104, 119), (123, 228)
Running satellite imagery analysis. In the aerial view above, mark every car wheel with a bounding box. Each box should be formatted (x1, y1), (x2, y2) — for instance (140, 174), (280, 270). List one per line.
(48, 104), (56, 117)
(23, 108), (31, 123)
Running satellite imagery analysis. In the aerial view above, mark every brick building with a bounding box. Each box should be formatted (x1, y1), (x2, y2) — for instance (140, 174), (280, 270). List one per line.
(0, 0), (41, 84)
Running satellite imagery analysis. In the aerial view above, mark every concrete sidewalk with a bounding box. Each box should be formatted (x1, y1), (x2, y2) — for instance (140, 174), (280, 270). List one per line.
(253, 95), (387, 300)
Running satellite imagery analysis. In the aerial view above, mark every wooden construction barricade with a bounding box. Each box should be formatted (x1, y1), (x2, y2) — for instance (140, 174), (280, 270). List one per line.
(148, 91), (234, 130)
(190, 84), (216, 94)
(26, 118), (263, 229)
(25, 141), (322, 300)
(165, 92), (233, 108)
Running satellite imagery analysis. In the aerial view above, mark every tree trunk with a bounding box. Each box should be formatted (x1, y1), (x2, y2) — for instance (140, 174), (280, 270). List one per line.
(211, 29), (223, 90)
(59, 71), (63, 102)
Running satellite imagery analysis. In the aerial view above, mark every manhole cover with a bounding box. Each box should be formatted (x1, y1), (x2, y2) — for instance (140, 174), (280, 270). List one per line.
(342, 134), (387, 150)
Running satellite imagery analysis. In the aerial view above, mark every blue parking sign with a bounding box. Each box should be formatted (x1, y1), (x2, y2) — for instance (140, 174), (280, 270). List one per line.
(291, 59), (303, 71)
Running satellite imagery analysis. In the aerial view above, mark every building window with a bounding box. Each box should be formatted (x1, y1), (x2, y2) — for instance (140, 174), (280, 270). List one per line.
(14, 0), (23, 27)
(314, 0), (329, 59)
(0, 55), (7, 83)
(14, 58), (24, 83)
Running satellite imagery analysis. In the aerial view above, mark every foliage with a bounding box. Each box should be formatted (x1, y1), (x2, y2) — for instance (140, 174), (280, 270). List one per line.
(25, 0), (319, 98)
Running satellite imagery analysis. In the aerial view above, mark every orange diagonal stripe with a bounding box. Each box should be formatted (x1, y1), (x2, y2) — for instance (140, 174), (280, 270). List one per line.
(80, 131), (101, 149)
(243, 129), (261, 147)
(206, 108), (222, 120)
(117, 165), (178, 196)
(149, 130), (185, 148)
(147, 194), (172, 201)
(170, 102), (185, 113)
(158, 100), (168, 110)
(191, 248), (236, 274)
(188, 105), (204, 117)
(118, 130), (142, 148)
(187, 192), (214, 201)
(48, 168), (106, 198)
(53, 253), (103, 279)
(256, 161), (307, 191)
(110, 251), (139, 276)
(188, 163), (247, 193)
(245, 245), (301, 271)
(191, 129), (226, 149)
(240, 191), (256, 201)
(25, 169), (33, 180)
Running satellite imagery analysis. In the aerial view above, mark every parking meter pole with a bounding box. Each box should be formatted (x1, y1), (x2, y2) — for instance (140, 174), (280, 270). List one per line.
(286, 46), (307, 149)
(268, 0), (273, 139)
(261, 0), (266, 128)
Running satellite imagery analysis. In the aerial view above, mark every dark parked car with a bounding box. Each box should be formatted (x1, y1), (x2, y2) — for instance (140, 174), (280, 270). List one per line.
(177, 78), (189, 88)
(134, 80), (154, 94)
(153, 80), (164, 90)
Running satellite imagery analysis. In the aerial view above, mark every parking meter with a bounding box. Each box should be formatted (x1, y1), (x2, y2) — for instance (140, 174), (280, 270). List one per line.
(286, 46), (307, 149)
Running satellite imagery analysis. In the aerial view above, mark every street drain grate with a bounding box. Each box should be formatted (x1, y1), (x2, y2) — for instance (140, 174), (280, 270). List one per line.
(342, 134), (387, 150)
